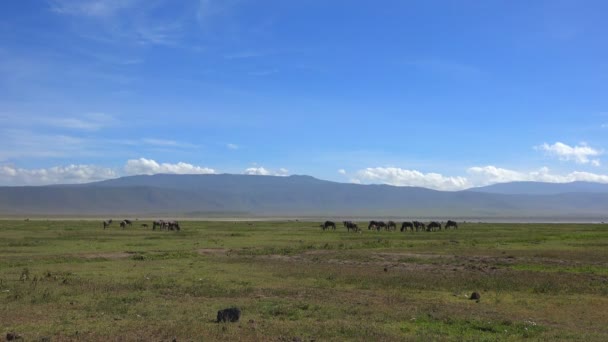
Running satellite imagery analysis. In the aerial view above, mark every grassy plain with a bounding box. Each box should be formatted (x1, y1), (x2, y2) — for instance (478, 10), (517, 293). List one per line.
(1, 220), (607, 341)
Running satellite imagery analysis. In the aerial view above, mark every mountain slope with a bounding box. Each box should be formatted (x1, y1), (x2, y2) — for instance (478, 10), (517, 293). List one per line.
(1, 174), (608, 218)
(468, 181), (608, 195)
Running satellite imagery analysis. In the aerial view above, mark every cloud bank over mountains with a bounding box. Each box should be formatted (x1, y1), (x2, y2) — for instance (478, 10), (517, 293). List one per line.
(3, 158), (608, 190)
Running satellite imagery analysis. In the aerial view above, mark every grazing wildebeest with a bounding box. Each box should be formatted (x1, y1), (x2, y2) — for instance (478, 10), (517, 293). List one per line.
(427, 221), (442, 231)
(321, 221), (336, 230)
(445, 220), (458, 229)
(376, 221), (387, 231)
(120, 220), (127, 229)
(413, 221), (425, 232)
(387, 221), (397, 231)
(400, 221), (414, 232)
(103, 219), (113, 229)
(167, 221), (181, 231)
(124, 219), (133, 226)
(152, 220), (164, 230)
(345, 221), (359, 232)
(217, 307), (241, 323)
(141, 223), (149, 229)
(369, 221), (386, 231)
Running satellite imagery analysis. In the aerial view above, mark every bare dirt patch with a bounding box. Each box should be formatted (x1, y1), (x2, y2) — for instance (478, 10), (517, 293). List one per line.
(77, 252), (133, 259)
(197, 248), (230, 256)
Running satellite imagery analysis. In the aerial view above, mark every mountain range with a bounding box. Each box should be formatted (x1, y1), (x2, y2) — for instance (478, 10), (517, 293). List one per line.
(1, 174), (608, 220)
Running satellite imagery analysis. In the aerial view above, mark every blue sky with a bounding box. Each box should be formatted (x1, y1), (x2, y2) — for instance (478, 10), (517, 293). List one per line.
(1, 0), (608, 189)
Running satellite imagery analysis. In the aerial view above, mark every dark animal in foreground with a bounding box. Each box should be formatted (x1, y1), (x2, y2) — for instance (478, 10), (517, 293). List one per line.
(120, 220), (127, 229)
(386, 221), (397, 231)
(102, 219), (113, 229)
(400, 221), (414, 232)
(470, 292), (481, 300)
(445, 220), (458, 229)
(123, 219), (133, 226)
(217, 307), (241, 323)
(321, 221), (336, 230)
(6, 332), (21, 341)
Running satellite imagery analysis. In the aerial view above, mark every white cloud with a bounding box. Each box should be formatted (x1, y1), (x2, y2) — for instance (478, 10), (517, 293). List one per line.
(536, 142), (602, 165)
(243, 167), (271, 176)
(243, 167), (290, 176)
(355, 167), (470, 191)
(124, 158), (216, 175)
(468, 165), (608, 185)
(227, 143), (239, 150)
(338, 169), (347, 175)
(467, 165), (532, 185)
(276, 168), (289, 176)
(0, 164), (117, 186)
(355, 165), (608, 190)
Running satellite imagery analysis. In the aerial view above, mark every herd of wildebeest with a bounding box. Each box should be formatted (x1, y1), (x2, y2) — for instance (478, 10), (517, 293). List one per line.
(322, 220), (459, 232)
(102, 219), (181, 231)
(101, 218), (459, 233)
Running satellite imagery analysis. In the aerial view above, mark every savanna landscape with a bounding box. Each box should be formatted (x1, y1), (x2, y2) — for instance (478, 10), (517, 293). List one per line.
(1, 219), (607, 341)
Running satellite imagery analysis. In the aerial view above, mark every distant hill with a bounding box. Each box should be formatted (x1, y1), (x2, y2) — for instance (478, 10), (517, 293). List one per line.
(2, 174), (608, 219)
(468, 181), (608, 195)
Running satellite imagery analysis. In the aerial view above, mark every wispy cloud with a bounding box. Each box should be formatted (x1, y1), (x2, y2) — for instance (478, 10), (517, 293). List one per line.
(49, 0), (185, 46)
(140, 138), (198, 149)
(338, 169), (347, 175)
(49, 0), (140, 17)
(0, 129), (89, 159)
(226, 143), (239, 150)
(0, 163), (117, 186)
(536, 142), (602, 166)
(44, 113), (118, 131)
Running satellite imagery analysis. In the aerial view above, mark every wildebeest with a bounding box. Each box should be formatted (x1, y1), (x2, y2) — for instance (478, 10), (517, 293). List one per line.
(427, 221), (442, 231)
(445, 220), (458, 229)
(152, 220), (164, 230)
(120, 220), (127, 229)
(413, 221), (425, 232)
(345, 221), (359, 232)
(368, 221), (386, 231)
(124, 219), (133, 226)
(103, 219), (113, 229)
(387, 221), (397, 231)
(400, 221), (414, 232)
(320, 221), (336, 230)
(167, 221), (181, 231)
(217, 307), (241, 323)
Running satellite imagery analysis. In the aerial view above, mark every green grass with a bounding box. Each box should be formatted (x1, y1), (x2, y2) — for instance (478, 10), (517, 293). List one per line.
(1, 220), (608, 341)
